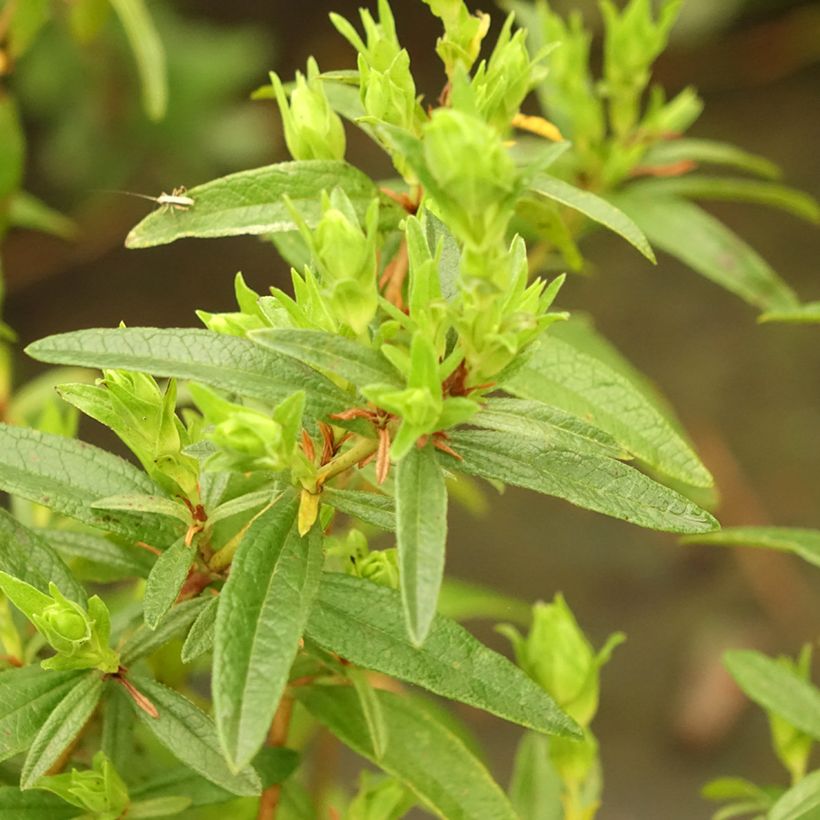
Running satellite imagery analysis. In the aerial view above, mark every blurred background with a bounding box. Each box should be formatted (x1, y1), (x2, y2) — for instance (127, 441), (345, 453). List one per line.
(3, 0), (820, 816)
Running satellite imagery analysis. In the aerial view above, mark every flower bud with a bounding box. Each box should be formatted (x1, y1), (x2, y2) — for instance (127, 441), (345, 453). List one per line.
(36, 752), (129, 817)
(422, 0), (489, 77)
(31, 586), (91, 656)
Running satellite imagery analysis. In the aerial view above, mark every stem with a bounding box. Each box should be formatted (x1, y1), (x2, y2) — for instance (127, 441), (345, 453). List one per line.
(315, 435), (379, 488)
(257, 694), (295, 820)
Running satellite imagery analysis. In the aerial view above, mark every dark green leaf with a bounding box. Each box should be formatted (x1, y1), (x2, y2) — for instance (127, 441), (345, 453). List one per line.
(323, 487), (395, 531)
(143, 539), (196, 629)
(508, 732), (563, 820)
(725, 650), (820, 739)
(0, 786), (77, 820)
(298, 685), (519, 819)
(181, 596), (218, 663)
(124, 676), (261, 796)
(26, 328), (348, 421)
(101, 685), (135, 772)
(20, 672), (104, 789)
(41, 528), (154, 581)
(639, 138), (781, 180)
(252, 747), (300, 789)
(683, 527), (820, 569)
(306, 573), (579, 738)
(769, 770), (820, 820)
(214, 500), (323, 770)
(396, 443), (448, 646)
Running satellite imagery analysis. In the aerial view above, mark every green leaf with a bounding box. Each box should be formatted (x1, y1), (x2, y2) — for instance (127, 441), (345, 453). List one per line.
(612, 193), (798, 312)
(123, 675), (262, 796)
(298, 685), (519, 819)
(0, 424), (177, 542)
(7, 0), (50, 58)
(724, 650), (820, 740)
(124, 160), (397, 249)
(626, 177), (819, 224)
(639, 138), (781, 180)
(323, 487), (396, 531)
(101, 685), (135, 772)
(448, 428), (718, 534)
(181, 596), (218, 663)
(8, 192), (77, 240)
(760, 302), (820, 325)
(250, 328), (402, 389)
(41, 528), (154, 581)
(529, 174), (655, 262)
(437, 578), (531, 626)
(701, 776), (775, 803)
(395, 443), (448, 646)
(305, 573), (580, 738)
(26, 328), (348, 420)
(214, 499), (323, 770)
(0, 96), (25, 201)
(128, 796), (193, 818)
(769, 770), (820, 820)
(0, 667), (83, 762)
(347, 666), (389, 760)
(91, 494), (191, 524)
(143, 539), (196, 630)
(121, 597), (211, 666)
(0, 512), (86, 603)
(505, 323), (713, 488)
(683, 527), (820, 569)
(20, 672), (104, 789)
(0, 787), (77, 820)
(508, 732), (563, 820)
(109, 0), (167, 121)
(130, 767), (235, 809)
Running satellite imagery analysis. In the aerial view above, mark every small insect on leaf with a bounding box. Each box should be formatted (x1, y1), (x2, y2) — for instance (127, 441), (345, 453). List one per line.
(107, 186), (195, 211)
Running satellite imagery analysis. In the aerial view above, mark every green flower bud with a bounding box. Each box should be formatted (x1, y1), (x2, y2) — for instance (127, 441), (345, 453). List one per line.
(31, 585), (91, 656)
(270, 57), (346, 161)
(356, 548), (400, 590)
(211, 411), (284, 459)
(422, 0), (489, 77)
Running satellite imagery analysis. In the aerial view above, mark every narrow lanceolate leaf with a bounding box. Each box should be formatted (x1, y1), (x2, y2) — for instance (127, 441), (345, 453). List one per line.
(508, 732), (563, 820)
(143, 539), (196, 629)
(26, 328), (348, 420)
(181, 596), (218, 663)
(505, 326), (713, 488)
(347, 666), (389, 760)
(530, 174), (655, 262)
(91, 494), (192, 524)
(306, 574), (579, 738)
(449, 429), (718, 534)
(299, 686), (519, 820)
(639, 138), (781, 180)
(396, 443), (448, 646)
(769, 770), (820, 820)
(123, 676), (261, 796)
(760, 301), (820, 325)
(20, 672), (104, 789)
(0, 511), (85, 603)
(125, 160), (399, 248)
(0, 667), (83, 762)
(724, 650), (820, 740)
(683, 527), (820, 569)
(613, 193), (798, 312)
(0, 787), (77, 820)
(42, 528), (154, 581)
(250, 329), (402, 389)
(0, 424), (175, 542)
(323, 487), (395, 531)
(214, 499), (323, 770)
(101, 685), (135, 772)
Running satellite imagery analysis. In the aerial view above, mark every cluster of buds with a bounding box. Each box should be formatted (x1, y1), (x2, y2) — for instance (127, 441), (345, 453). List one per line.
(421, 0), (490, 78)
(327, 529), (400, 590)
(197, 273), (272, 338)
(0, 573), (119, 673)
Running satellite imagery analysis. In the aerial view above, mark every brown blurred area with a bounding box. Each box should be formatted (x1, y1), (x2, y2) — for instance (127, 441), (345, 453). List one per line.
(5, 1), (820, 817)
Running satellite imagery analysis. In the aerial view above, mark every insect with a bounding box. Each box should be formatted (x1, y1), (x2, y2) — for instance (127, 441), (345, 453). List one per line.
(105, 186), (195, 212)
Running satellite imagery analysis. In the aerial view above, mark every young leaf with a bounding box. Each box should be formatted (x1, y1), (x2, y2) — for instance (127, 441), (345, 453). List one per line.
(449, 428), (718, 534)
(91, 494), (192, 524)
(613, 193), (798, 312)
(298, 685), (519, 820)
(0, 667), (83, 762)
(0, 424), (176, 543)
(760, 301), (820, 325)
(124, 160), (399, 248)
(122, 676), (262, 796)
(395, 442), (448, 646)
(128, 796), (193, 818)
(437, 578), (532, 626)
(181, 595), (218, 663)
(20, 672), (105, 789)
(0, 787), (77, 820)
(323, 487), (396, 531)
(8, 191), (77, 240)
(26, 328), (348, 420)
(683, 527), (820, 569)
(529, 174), (655, 262)
(508, 732), (563, 820)
(639, 137), (781, 180)
(214, 499), (323, 770)
(143, 539), (196, 629)
(505, 323), (713, 488)
(42, 528), (154, 581)
(0, 511), (86, 603)
(347, 666), (389, 760)
(769, 769), (820, 820)
(250, 328), (402, 389)
(305, 573), (580, 738)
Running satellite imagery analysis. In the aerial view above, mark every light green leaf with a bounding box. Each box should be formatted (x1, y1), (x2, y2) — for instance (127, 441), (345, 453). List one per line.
(683, 527), (820, 569)
(109, 0), (167, 121)
(305, 573), (580, 738)
(125, 160), (397, 248)
(8, 192), (77, 240)
(508, 732), (563, 820)
(760, 302), (820, 325)
(769, 770), (820, 820)
(448, 428), (718, 534)
(348, 666), (389, 760)
(298, 685), (519, 819)
(26, 328), (348, 420)
(250, 328), (402, 389)
(91, 494), (192, 524)
(123, 676), (262, 796)
(530, 174), (655, 262)
(20, 672), (104, 789)
(143, 539), (196, 629)
(396, 443), (448, 646)
(0, 667), (83, 762)
(128, 796), (193, 818)
(0, 512), (86, 603)
(41, 528), (154, 581)
(724, 650), (820, 740)
(437, 578), (531, 626)
(613, 193), (798, 311)
(323, 487), (396, 531)
(639, 138), (781, 180)
(181, 595), (218, 663)
(0, 424), (175, 542)
(214, 499), (323, 770)
(207, 488), (276, 527)
(0, 787), (77, 820)
(505, 323), (713, 488)
(626, 177), (819, 224)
